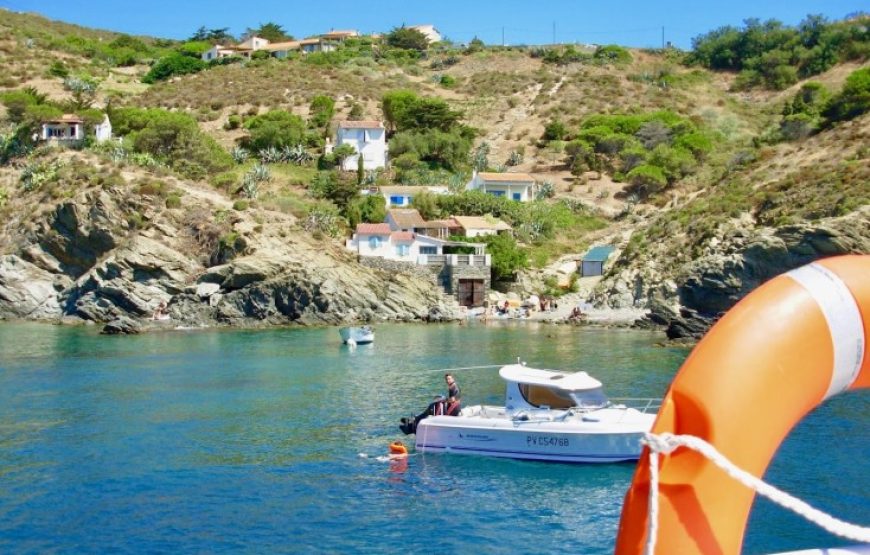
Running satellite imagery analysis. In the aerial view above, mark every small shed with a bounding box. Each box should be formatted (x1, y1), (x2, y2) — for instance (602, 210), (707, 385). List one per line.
(580, 245), (615, 277)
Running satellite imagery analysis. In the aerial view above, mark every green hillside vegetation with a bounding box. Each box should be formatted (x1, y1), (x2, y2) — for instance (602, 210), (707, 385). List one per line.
(0, 10), (868, 292)
(688, 14), (870, 90)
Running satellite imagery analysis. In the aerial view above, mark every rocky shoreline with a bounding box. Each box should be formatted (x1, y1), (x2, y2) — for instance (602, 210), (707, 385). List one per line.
(1, 171), (867, 340)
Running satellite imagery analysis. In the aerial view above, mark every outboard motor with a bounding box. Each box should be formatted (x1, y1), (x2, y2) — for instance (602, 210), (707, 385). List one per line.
(399, 396), (446, 435)
(399, 416), (417, 435)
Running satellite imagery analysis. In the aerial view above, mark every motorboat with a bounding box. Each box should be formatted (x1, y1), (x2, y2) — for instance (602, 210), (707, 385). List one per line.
(399, 363), (659, 463)
(339, 325), (374, 345)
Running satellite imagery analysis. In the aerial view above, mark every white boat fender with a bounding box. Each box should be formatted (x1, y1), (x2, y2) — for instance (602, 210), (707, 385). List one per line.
(346, 338), (356, 347)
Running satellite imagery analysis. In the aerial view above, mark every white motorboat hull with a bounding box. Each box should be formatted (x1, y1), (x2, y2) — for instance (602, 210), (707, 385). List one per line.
(339, 327), (374, 344)
(414, 406), (653, 463)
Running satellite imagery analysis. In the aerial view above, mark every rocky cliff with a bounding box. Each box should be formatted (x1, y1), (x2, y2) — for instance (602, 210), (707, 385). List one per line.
(0, 168), (459, 330)
(591, 207), (870, 339)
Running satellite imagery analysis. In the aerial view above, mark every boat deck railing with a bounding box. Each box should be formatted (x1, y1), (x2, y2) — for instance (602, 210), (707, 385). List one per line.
(609, 398), (662, 414)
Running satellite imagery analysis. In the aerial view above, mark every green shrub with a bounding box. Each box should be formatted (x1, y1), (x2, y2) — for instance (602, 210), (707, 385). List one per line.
(242, 109), (306, 151)
(626, 164), (667, 196)
(824, 67), (870, 124)
(165, 194), (182, 209)
(309, 95), (335, 128)
(224, 114), (242, 130)
(232, 199), (249, 211)
(593, 45), (632, 64)
(142, 54), (206, 83)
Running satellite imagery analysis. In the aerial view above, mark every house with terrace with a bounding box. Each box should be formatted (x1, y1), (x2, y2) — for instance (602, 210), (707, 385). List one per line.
(345, 214), (492, 307)
(452, 215), (512, 238)
(466, 171), (537, 202)
(40, 114), (84, 145)
(201, 44), (253, 61)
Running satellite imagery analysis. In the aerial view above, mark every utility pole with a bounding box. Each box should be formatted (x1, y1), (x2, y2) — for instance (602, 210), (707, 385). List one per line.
(502, 26), (505, 47)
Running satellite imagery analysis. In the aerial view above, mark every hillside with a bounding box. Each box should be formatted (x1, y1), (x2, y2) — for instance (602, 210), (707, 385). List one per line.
(0, 11), (867, 336)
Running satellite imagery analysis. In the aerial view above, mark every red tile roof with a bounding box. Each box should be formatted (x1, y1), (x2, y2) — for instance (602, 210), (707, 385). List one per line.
(355, 223), (391, 235)
(391, 231), (415, 242)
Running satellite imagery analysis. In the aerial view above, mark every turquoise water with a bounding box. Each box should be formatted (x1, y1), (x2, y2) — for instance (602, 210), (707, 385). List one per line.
(0, 322), (866, 554)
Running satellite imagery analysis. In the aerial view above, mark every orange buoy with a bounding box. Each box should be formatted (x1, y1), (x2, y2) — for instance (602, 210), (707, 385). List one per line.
(615, 255), (869, 555)
(389, 441), (408, 456)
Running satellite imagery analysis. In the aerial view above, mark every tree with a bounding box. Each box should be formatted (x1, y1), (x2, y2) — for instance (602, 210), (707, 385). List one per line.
(245, 22), (292, 42)
(63, 76), (98, 110)
(190, 27), (234, 43)
(357, 151), (365, 184)
(386, 27), (429, 51)
(309, 95), (335, 128)
(542, 119), (567, 141)
(348, 103), (364, 121)
(481, 233), (528, 281)
(382, 90), (418, 132)
(332, 143), (357, 169)
(346, 194), (386, 228)
(410, 189), (439, 220)
(242, 110), (306, 151)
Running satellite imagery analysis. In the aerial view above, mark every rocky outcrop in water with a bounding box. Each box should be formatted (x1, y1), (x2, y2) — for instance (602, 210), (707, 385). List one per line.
(0, 185), (460, 328)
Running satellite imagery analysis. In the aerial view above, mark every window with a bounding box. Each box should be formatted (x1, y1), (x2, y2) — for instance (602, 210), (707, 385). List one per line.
(488, 190), (505, 197)
(512, 192), (522, 201)
(420, 246), (437, 255)
(395, 244), (410, 256)
(389, 195), (404, 205)
(368, 236), (381, 249)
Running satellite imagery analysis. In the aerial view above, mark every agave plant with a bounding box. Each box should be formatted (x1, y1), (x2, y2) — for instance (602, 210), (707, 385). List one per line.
(536, 180), (555, 200)
(109, 146), (128, 163)
(241, 174), (259, 200)
(471, 141), (490, 171)
(249, 163), (271, 182)
(231, 147), (249, 164)
(506, 150), (524, 166)
(258, 146), (282, 164)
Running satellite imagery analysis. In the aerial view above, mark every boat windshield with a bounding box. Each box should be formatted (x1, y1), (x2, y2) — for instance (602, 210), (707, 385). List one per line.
(519, 384), (607, 409)
(569, 387), (609, 409)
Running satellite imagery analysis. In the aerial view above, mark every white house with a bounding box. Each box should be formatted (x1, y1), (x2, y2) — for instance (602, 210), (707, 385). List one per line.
(237, 35), (271, 51)
(465, 171), (537, 202)
(322, 29), (359, 41)
(299, 38), (336, 53)
(452, 215), (512, 238)
(375, 185), (449, 207)
(94, 114), (112, 143)
(202, 44), (253, 61)
(335, 120), (387, 171)
(409, 25), (442, 43)
(264, 40), (301, 58)
(41, 114), (84, 144)
(345, 223), (487, 264)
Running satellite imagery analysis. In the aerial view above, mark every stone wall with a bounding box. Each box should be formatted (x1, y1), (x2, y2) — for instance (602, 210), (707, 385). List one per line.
(359, 256), (491, 304)
(359, 256), (439, 284)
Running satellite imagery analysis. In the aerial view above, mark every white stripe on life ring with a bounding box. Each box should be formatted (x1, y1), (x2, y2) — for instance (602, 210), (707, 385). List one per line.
(787, 262), (865, 400)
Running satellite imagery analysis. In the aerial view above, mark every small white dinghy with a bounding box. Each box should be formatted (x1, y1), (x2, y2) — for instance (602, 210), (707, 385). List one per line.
(339, 326), (374, 345)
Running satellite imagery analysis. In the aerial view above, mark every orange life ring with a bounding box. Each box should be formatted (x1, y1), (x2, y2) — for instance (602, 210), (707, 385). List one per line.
(615, 254), (869, 555)
(389, 441), (408, 456)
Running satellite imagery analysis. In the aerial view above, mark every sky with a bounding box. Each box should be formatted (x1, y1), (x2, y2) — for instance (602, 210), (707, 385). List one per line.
(1, 0), (866, 49)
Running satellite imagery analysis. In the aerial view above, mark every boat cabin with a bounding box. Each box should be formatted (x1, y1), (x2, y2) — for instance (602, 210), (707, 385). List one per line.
(500, 364), (609, 411)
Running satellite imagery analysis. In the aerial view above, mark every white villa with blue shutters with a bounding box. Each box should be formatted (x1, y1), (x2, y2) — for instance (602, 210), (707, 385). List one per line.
(465, 170), (537, 202)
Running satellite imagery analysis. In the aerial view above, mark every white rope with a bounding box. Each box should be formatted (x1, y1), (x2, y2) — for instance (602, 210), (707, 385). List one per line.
(642, 432), (870, 555)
